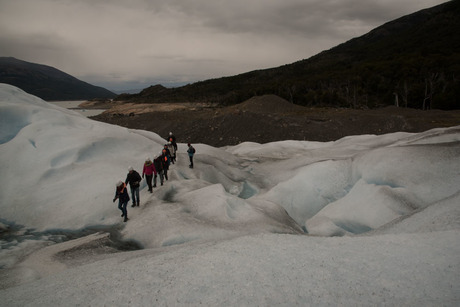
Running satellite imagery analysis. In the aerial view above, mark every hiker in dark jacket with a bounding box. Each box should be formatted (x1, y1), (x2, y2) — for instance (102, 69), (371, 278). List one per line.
(153, 154), (164, 186)
(187, 143), (195, 168)
(163, 144), (172, 161)
(161, 148), (171, 181)
(125, 166), (142, 207)
(113, 181), (130, 222)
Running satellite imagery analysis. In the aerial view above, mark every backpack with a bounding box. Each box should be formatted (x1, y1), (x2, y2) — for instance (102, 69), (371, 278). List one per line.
(191, 147), (196, 153)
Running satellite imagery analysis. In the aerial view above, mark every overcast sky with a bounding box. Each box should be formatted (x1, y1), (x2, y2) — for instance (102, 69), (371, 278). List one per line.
(0, 0), (448, 91)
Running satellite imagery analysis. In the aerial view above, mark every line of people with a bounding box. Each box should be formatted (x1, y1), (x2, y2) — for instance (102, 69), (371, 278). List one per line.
(112, 132), (195, 222)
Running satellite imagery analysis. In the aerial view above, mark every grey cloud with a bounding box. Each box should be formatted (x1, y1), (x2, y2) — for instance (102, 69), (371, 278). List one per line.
(156, 0), (423, 36)
(0, 31), (85, 67)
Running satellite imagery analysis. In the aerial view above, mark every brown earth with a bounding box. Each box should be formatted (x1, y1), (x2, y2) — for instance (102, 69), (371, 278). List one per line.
(88, 95), (460, 147)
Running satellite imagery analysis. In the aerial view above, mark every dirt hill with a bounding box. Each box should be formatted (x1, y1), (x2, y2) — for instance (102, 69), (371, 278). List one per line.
(227, 95), (306, 114)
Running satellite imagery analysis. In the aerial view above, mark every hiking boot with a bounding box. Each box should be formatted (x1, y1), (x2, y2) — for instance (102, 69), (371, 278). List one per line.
(124, 217), (129, 222)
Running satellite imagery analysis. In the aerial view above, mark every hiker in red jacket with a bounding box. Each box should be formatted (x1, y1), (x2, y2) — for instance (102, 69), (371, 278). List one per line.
(142, 157), (156, 193)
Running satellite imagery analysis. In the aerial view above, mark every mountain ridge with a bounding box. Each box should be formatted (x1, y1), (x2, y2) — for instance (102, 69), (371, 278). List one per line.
(0, 57), (116, 101)
(117, 1), (460, 110)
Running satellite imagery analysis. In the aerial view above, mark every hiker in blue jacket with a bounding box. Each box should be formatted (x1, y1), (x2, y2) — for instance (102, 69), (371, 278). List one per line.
(113, 181), (130, 222)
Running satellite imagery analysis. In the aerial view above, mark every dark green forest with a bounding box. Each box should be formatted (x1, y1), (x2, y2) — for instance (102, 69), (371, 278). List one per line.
(118, 1), (460, 110)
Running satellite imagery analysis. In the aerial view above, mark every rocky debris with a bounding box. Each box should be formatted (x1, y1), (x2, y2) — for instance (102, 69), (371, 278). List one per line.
(90, 95), (460, 147)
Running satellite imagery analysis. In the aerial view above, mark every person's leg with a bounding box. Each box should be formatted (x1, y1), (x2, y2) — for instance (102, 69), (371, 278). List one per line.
(153, 174), (157, 187)
(118, 200), (124, 217)
(131, 187), (136, 207)
(122, 201), (128, 221)
(135, 187), (140, 206)
(147, 175), (153, 191)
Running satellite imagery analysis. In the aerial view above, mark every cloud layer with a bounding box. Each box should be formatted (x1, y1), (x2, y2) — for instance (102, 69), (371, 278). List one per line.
(0, 0), (447, 90)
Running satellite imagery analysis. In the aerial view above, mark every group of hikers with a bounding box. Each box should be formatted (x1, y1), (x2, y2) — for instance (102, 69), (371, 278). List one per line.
(112, 132), (196, 222)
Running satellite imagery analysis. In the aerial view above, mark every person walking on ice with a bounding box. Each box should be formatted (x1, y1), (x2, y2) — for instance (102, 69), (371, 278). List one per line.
(187, 143), (195, 168)
(113, 181), (130, 222)
(125, 166), (142, 207)
(167, 132), (178, 162)
(142, 158), (156, 193)
(167, 132), (178, 152)
(154, 154), (164, 186)
(161, 148), (171, 181)
(167, 142), (176, 163)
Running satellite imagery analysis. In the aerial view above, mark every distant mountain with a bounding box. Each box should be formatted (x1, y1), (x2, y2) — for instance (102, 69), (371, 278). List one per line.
(0, 57), (116, 101)
(118, 1), (460, 110)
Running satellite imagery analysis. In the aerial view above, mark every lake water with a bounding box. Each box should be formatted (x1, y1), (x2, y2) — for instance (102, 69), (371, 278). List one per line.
(48, 101), (105, 117)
